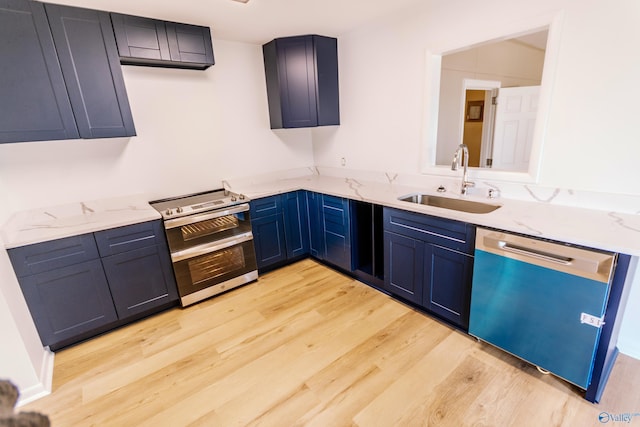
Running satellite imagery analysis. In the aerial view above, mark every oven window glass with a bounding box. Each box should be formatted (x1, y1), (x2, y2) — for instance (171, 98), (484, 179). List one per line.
(188, 246), (246, 285)
(181, 215), (240, 241)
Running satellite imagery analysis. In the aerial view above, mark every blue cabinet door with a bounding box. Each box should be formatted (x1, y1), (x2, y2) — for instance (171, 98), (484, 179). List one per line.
(424, 245), (473, 329)
(250, 195), (287, 270)
(322, 194), (351, 271)
(383, 231), (424, 305)
(274, 36), (318, 128)
(251, 214), (287, 270)
(262, 35), (339, 129)
(0, 0), (79, 143)
(283, 191), (310, 259)
(165, 22), (214, 67)
(101, 245), (178, 319)
(45, 3), (136, 138)
(306, 192), (325, 259)
(19, 259), (117, 347)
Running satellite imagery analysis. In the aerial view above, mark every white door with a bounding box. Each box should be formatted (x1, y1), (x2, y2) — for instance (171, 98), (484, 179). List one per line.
(491, 86), (540, 171)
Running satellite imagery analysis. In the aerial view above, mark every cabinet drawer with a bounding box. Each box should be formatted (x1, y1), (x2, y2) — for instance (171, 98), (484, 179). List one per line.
(383, 208), (475, 254)
(8, 234), (99, 277)
(322, 194), (346, 211)
(322, 194), (348, 236)
(250, 195), (282, 219)
(95, 220), (164, 257)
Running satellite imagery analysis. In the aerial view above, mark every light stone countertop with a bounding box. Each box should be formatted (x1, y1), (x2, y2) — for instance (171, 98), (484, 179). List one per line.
(228, 174), (640, 257)
(1, 195), (161, 249)
(3, 174), (639, 257)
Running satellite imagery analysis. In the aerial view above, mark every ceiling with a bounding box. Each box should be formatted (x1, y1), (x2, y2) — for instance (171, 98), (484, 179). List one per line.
(56, 0), (426, 44)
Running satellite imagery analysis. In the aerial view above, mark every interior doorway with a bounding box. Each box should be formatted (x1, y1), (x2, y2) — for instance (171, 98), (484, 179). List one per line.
(460, 79), (500, 168)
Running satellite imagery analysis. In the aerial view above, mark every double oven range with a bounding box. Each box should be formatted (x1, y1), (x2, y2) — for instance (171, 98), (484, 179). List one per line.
(150, 189), (257, 307)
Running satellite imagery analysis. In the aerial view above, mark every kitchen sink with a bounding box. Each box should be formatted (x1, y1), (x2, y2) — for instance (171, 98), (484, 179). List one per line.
(398, 193), (501, 214)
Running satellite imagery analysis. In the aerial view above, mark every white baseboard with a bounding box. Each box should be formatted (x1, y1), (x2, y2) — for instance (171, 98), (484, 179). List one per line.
(619, 342), (640, 361)
(16, 348), (54, 407)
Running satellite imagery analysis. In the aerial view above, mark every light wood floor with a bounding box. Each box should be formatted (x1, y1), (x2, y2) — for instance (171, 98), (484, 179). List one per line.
(23, 259), (640, 426)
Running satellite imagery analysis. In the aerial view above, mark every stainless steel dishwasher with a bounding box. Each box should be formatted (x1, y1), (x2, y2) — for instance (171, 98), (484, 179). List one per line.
(469, 227), (617, 390)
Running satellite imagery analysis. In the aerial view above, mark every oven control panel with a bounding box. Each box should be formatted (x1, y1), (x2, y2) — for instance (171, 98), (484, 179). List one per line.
(153, 191), (249, 220)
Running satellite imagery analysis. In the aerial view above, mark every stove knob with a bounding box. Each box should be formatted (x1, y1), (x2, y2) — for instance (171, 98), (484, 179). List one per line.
(239, 194), (246, 200)
(230, 195), (237, 202)
(165, 209), (172, 216)
(176, 207), (183, 213)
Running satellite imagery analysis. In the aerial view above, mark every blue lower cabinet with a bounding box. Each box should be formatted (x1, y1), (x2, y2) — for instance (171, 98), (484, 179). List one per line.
(383, 231), (424, 305)
(19, 259), (118, 346)
(101, 245), (178, 319)
(321, 194), (351, 271)
(424, 245), (473, 329)
(282, 191), (310, 259)
(383, 207), (475, 330)
(251, 213), (287, 269)
(8, 219), (178, 350)
(306, 191), (324, 259)
(252, 191), (350, 272)
(250, 192), (310, 271)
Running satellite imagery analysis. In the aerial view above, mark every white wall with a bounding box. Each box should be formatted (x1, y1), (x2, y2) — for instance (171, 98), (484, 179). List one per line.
(0, 40), (314, 211)
(313, 0), (640, 197)
(312, 0), (640, 358)
(0, 180), (53, 405)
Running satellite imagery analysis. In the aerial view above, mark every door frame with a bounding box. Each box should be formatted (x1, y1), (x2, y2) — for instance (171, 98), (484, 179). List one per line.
(459, 79), (501, 168)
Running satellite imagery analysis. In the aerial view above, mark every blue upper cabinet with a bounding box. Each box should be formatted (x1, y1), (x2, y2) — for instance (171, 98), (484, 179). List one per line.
(111, 13), (214, 70)
(0, 0), (79, 143)
(0, 0), (136, 144)
(263, 35), (340, 129)
(45, 3), (136, 139)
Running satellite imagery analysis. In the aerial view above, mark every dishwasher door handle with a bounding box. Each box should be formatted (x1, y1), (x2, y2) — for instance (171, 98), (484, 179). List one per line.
(500, 241), (573, 265)
(476, 228), (616, 283)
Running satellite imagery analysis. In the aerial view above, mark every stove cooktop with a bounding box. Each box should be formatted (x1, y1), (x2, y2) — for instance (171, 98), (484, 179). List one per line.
(149, 189), (249, 220)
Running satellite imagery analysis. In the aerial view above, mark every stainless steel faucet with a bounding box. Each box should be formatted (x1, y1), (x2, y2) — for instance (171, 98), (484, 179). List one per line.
(451, 144), (475, 195)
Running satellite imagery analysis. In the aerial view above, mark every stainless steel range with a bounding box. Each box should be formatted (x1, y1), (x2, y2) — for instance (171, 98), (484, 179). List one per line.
(150, 189), (257, 307)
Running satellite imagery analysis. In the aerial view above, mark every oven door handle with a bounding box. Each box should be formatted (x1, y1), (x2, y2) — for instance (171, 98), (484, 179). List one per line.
(171, 232), (254, 262)
(164, 203), (250, 229)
